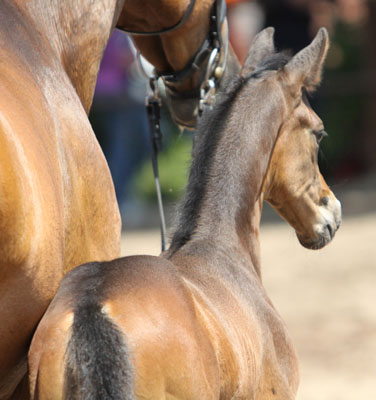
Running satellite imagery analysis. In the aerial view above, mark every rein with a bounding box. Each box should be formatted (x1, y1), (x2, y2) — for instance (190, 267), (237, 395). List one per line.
(137, 0), (228, 252)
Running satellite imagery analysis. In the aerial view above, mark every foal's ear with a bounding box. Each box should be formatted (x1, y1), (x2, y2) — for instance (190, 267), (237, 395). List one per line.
(241, 27), (275, 77)
(284, 27), (329, 91)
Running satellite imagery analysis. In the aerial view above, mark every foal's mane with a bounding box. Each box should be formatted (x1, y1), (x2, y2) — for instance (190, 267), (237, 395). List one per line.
(169, 52), (291, 252)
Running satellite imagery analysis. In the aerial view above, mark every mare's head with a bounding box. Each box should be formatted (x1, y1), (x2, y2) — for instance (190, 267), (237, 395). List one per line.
(251, 28), (341, 249)
(117, 0), (237, 129)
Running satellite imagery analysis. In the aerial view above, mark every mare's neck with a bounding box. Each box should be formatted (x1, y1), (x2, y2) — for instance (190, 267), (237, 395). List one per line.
(170, 78), (284, 272)
(23, 0), (125, 112)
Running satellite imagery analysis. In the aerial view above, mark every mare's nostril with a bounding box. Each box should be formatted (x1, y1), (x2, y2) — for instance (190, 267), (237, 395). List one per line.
(320, 196), (329, 206)
(327, 224), (333, 238)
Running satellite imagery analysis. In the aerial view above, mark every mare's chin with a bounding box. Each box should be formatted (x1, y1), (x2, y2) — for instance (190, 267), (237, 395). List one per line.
(165, 91), (198, 130)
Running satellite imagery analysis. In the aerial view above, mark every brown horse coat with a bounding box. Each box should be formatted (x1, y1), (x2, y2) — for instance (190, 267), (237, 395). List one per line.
(0, 1), (122, 397)
(29, 28), (341, 399)
(1, 0), (235, 397)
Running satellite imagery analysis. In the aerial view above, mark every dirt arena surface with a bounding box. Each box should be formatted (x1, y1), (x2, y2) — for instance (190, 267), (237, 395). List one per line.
(121, 210), (376, 400)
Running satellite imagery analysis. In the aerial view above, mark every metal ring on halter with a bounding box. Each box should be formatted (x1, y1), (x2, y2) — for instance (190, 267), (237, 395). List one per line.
(218, 19), (229, 77)
(198, 19), (229, 113)
(201, 20), (228, 91)
(203, 48), (219, 84)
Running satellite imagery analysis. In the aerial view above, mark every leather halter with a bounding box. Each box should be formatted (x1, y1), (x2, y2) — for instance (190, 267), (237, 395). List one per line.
(135, 0), (228, 116)
(157, 0), (227, 98)
(123, 0), (227, 101)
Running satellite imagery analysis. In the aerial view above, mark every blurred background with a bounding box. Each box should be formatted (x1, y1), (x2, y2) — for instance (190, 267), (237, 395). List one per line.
(90, 0), (376, 229)
(89, 1), (375, 399)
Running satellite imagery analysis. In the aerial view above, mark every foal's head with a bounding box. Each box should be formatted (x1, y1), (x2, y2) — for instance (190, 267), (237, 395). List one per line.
(255, 28), (341, 249)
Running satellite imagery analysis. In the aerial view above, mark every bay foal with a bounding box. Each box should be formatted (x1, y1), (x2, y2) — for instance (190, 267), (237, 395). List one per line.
(29, 28), (341, 399)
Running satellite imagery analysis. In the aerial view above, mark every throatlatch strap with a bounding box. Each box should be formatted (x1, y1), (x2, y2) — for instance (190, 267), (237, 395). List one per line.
(121, 0), (196, 36)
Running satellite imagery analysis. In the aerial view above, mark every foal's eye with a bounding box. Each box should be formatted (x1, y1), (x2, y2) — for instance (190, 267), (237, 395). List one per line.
(313, 129), (328, 144)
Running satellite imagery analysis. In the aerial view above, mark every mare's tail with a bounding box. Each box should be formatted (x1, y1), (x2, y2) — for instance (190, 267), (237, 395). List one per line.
(64, 302), (134, 400)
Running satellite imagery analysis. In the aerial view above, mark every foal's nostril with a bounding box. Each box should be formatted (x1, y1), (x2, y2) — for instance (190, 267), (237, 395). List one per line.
(320, 196), (329, 206)
(326, 224), (333, 238)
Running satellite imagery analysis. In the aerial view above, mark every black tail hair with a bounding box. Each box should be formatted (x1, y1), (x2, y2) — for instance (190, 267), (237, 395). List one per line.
(64, 302), (134, 400)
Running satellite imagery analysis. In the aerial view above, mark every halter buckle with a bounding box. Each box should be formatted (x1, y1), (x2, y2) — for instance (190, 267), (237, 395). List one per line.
(199, 78), (216, 114)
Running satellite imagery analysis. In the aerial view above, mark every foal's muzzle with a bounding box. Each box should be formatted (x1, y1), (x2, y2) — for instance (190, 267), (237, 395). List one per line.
(298, 196), (342, 250)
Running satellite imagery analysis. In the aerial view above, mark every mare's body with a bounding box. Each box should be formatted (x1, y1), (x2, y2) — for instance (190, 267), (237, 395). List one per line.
(29, 28), (341, 399)
(0, 3), (121, 398)
(0, 1), (234, 398)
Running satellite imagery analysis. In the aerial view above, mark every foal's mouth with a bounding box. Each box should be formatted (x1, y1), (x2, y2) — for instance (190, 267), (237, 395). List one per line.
(296, 195), (342, 250)
(297, 220), (341, 250)
(298, 234), (330, 250)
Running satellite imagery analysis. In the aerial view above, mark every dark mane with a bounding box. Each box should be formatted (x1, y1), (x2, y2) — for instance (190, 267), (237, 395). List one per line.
(169, 51), (291, 252)
(169, 77), (243, 251)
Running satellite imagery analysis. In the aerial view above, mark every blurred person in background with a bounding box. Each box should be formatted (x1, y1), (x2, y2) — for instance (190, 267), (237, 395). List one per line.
(90, 30), (150, 225)
(227, 0), (264, 63)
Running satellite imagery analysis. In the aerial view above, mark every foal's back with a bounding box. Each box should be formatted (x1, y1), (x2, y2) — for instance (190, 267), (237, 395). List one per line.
(29, 250), (298, 400)
(29, 255), (221, 399)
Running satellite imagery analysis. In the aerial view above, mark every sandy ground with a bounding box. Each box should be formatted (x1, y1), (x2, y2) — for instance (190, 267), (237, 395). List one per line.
(121, 211), (376, 400)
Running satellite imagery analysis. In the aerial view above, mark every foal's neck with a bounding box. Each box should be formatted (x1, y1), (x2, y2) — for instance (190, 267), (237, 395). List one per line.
(171, 78), (284, 267)
(25, 0), (125, 112)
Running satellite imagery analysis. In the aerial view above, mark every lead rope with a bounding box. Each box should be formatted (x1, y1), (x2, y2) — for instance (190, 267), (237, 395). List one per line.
(146, 77), (167, 252)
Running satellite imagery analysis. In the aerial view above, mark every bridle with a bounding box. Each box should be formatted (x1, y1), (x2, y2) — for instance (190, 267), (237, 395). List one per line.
(122, 0), (228, 114)
(161, 0), (227, 116)
(121, 0), (228, 251)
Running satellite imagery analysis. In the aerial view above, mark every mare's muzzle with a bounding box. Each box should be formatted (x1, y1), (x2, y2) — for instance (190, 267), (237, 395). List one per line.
(165, 88), (199, 130)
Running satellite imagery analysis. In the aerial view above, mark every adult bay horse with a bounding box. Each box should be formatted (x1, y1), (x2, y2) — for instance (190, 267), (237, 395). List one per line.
(0, 0), (235, 398)
(29, 28), (341, 399)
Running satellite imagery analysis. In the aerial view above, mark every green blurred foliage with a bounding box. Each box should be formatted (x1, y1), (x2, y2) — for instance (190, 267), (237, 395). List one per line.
(133, 133), (192, 202)
(318, 20), (367, 180)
